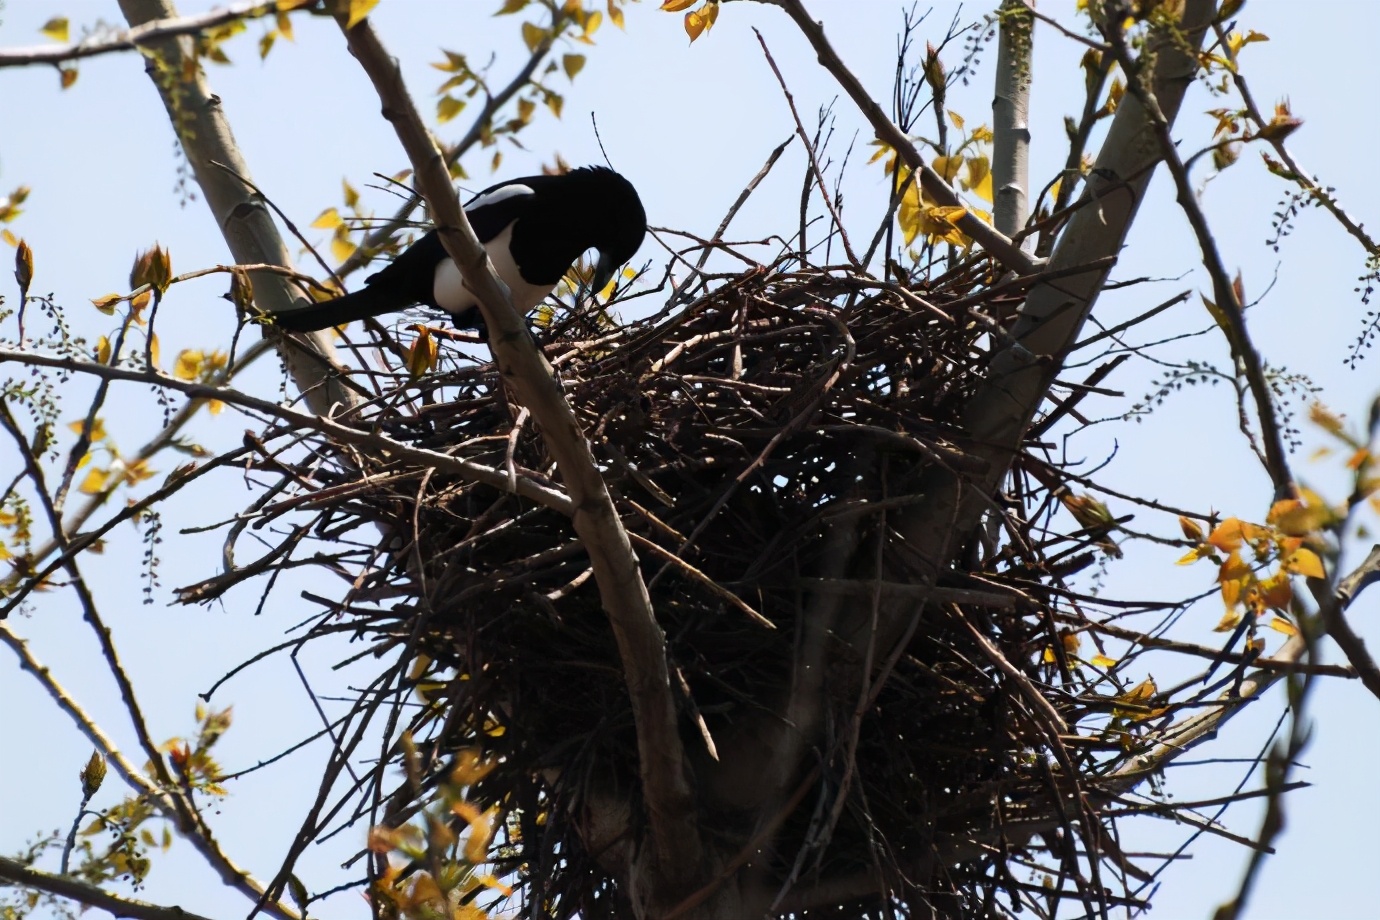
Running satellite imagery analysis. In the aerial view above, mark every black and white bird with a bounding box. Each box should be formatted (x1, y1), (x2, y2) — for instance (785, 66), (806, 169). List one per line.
(269, 166), (646, 333)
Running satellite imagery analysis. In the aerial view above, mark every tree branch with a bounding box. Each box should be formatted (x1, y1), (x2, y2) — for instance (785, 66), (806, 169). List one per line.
(770, 0), (1040, 275)
(0, 855), (215, 920)
(885, 0), (1220, 640)
(0, 622), (298, 920)
(116, 0), (356, 419)
(0, 347), (576, 519)
(334, 28), (561, 281)
(992, 0), (1034, 240)
(0, 1), (279, 68)
(332, 13), (703, 894)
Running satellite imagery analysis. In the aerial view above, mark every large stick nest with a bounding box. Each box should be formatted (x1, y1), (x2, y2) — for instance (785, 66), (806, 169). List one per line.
(233, 252), (1169, 918)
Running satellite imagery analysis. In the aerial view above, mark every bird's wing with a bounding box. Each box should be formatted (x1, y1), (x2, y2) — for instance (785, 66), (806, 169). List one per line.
(463, 180), (540, 243)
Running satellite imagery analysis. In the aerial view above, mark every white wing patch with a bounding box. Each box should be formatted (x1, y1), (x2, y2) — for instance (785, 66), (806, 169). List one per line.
(432, 224), (558, 318)
(464, 183), (536, 211)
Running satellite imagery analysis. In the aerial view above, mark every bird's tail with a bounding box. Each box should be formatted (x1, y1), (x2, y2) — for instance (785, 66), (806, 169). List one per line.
(267, 284), (412, 333)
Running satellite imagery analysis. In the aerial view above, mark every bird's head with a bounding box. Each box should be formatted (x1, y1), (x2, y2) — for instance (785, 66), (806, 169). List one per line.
(579, 167), (646, 294)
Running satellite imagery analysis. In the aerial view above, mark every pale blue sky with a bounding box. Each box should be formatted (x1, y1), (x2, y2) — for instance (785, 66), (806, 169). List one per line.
(1, 1), (1376, 918)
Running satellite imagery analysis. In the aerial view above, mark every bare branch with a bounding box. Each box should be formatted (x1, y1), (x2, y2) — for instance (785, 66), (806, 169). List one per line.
(0, 623), (299, 920)
(1103, 19), (1294, 497)
(0, 1), (278, 68)
(332, 13), (703, 893)
(0, 855), (216, 920)
(885, 0), (1220, 630)
(771, 0), (1040, 275)
(0, 348), (576, 519)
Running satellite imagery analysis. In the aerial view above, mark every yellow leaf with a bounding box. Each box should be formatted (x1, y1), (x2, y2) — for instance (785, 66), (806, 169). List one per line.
(437, 95), (466, 123)
(342, 179), (360, 209)
(948, 109), (965, 130)
(931, 155), (962, 183)
(1207, 517), (1245, 552)
(1090, 654), (1117, 669)
(79, 468), (109, 495)
(0, 543), (11, 562)
(404, 325), (437, 378)
(2, 230), (16, 247)
(1281, 546), (1325, 579)
(562, 53), (586, 79)
(40, 16), (70, 42)
(607, 0), (624, 28)
(449, 747), (499, 786)
(545, 91), (563, 119)
(1267, 498), (1328, 536)
(90, 293), (127, 316)
(1116, 676), (1157, 704)
(1213, 609), (1243, 632)
(662, 0), (696, 9)
(495, 0), (528, 13)
(963, 155), (993, 204)
(60, 67), (79, 89)
(258, 31), (277, 60)
(311, 207), (343, 230)
(1257, 570), (1293, 610)
(1268, 616), (1299, 637)
(684, 7), (708, 41)
(96, 335), (112, 364)
(67, 417), (107, 442)
(149, 332), (160, 369)
(1179, 515), (1204, 542)
(276, 11), (295, 40)
(463, 806), (495, 864)
(173, 349), (203, 381)
(1309, 401), (1346, 438)
(330, 230), (356, 264)
(521, 21), (547, 52)
(346, 0), (380, 29)
(582, 8), (604, 37)
(1176, 545), (1212, 565)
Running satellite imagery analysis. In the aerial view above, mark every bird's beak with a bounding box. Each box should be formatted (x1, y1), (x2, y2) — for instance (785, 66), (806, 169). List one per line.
(592, 251), (619, 296)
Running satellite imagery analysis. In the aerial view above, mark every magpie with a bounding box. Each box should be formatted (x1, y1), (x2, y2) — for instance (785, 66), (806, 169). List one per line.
(269, 166), (646, 333)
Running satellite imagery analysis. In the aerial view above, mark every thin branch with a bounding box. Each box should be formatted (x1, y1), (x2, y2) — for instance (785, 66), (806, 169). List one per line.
(0, 623), (299, 920)
(754, 31), (858, 266)
(0, 1), (279, 67)
(334, 29), (562, 280)
(0, 855), (216, 920)
(771, 0), (1040, 275)
(1212, 23), (1379, 257)
(1103, 19), (1294, 498)
(333, 13), (702, 890)
(0, 348), (576, 517)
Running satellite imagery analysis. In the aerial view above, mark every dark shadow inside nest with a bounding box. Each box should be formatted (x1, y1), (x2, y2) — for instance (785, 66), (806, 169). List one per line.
(283, 261), (1092, 915)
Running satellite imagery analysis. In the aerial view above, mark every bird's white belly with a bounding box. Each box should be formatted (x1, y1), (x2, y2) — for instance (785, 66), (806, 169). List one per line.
(432, 225), (555, 317)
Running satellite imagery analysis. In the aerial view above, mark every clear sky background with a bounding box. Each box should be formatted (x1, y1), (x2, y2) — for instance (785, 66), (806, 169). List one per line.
(1, 1), (1377, 918)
